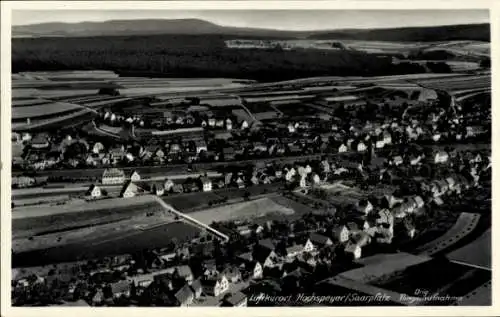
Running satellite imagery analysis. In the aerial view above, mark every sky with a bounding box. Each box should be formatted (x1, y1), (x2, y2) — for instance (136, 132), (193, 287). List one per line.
(12, 10), (489, 31)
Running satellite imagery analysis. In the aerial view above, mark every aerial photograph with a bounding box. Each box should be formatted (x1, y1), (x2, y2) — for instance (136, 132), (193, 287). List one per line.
(9, 8), (491, 307)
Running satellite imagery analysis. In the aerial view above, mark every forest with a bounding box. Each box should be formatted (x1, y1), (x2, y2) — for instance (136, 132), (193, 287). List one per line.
(13, 35), (431, 82)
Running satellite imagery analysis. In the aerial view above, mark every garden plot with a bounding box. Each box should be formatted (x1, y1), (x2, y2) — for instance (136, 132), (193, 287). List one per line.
(187, 197), (295, 224)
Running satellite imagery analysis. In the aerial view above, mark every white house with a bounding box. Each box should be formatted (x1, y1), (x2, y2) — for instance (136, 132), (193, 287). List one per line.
(249, 262), (263, 280)
(383, 132), (392, 145)
(303, 239), (315, 253)
(412, 196), (425, 209)
(200, 176), (212, 192)
(164, 179), (174, 192)
(151, 183), (164, 196)
(311, 173), (321, 185)
(130, 171), (141, 182)
(226, 118), (233, 130)
(375, 140), (385, 149)
(338, 144), (348, 153)
(92, 142), (105, 154)
(288, 123), (296, 133)
(357, 199), (373, 215)
(357, 142), (367, 152)
(241, 120), (249, 130)
(392, 156), (404, 166)
(299, 176), (307, 188)
(203, 275), (229, 297)
(285, 168), (296, 182)
(102, 168), (125, 185)
(410, 155), (422, 166)
(286, 244), (305, 259)
(195, 141), (208, 154)
(432, 133), (441, 142)
(86, 184), (102, 199)
(434, 151), (449, 164)
(120, 181), (138, 198)
(333, 225), (350, 243)
(344, 242), (362, 260)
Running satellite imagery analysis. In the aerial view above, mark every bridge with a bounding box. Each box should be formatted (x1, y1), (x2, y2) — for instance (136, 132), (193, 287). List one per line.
(152, 196), (230, 243)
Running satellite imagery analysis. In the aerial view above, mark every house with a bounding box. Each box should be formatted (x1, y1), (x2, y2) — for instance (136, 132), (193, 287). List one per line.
(174, 283), (195, 306)
(235, 176), (246, 189)
(31, 134), (50, 149)
(376, 209), (394, 226)
(410, 154), (422, 166)
(194, 141), (207, 154)
(221, 291), (248, 307)
(375, 140), (385, 149)
(434, 151), (449, 164)
(376, 227), (394, 244)
(172, 183), (184, 193)
(356, 199), (373, 215)
(92, 142), (104, 154)
(286, 244), (305, 259)
(382, 194), (403, 209)
(308, 233), (333, 249)
(357, 141), (367, 152)
(344, 242), (362, 260)
(412, 196), (425, 209)
(164, 179), (175, 192)
(237, 225), (252, 237)
(199, 176), (212, 192)
(299, 176), (307, 188)
(154, 148), (165, 159)
(383, 132), (392, 145)
(332, 225), (350, 243)
(102, 168), (125, 185)
(202, 275), (229, 297)
(129, 170), (141, 182)
(338, 144), (348, 153)
(222, 266), (242, 283)
(190, 278), (203, 299)
(174, 265), (194, 284)
(253, 143), (268, 153)
(151, 183), (165, 196)
(241, 120), (249, 130)
(223, 147), (236, 161)
(392, 156), (404, 166)
(85, 184), (102, 199)
(110, 280), (131, 298)
(258, 238), (276, 251)
(253, 248), (278, 269)
(240, 260), (264, 280)
(91, 289), (105, 305)
(208, 118), (216, 127)
(120, 181), (139, 198)
(226, 118), (233, 130)
(445, 177), (457, 192)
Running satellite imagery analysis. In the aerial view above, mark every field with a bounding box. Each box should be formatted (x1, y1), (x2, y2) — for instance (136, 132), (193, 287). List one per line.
(415, 212), (481, 256)
(374, 257), (491, 301)
(12, 195), (160, 220)
(340, 252), (432, 283)
(12, 221), (202, 267)
(414, 74), (490, 93)
(187, 197), (295, 224)
(12, 197), (167, 238)
(12, 108), (96, 132)
(446, 229), (491, 270)
(12, 102), (84, 120)
(163, 191), (223, 211)
(274, 103), (318, 117)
